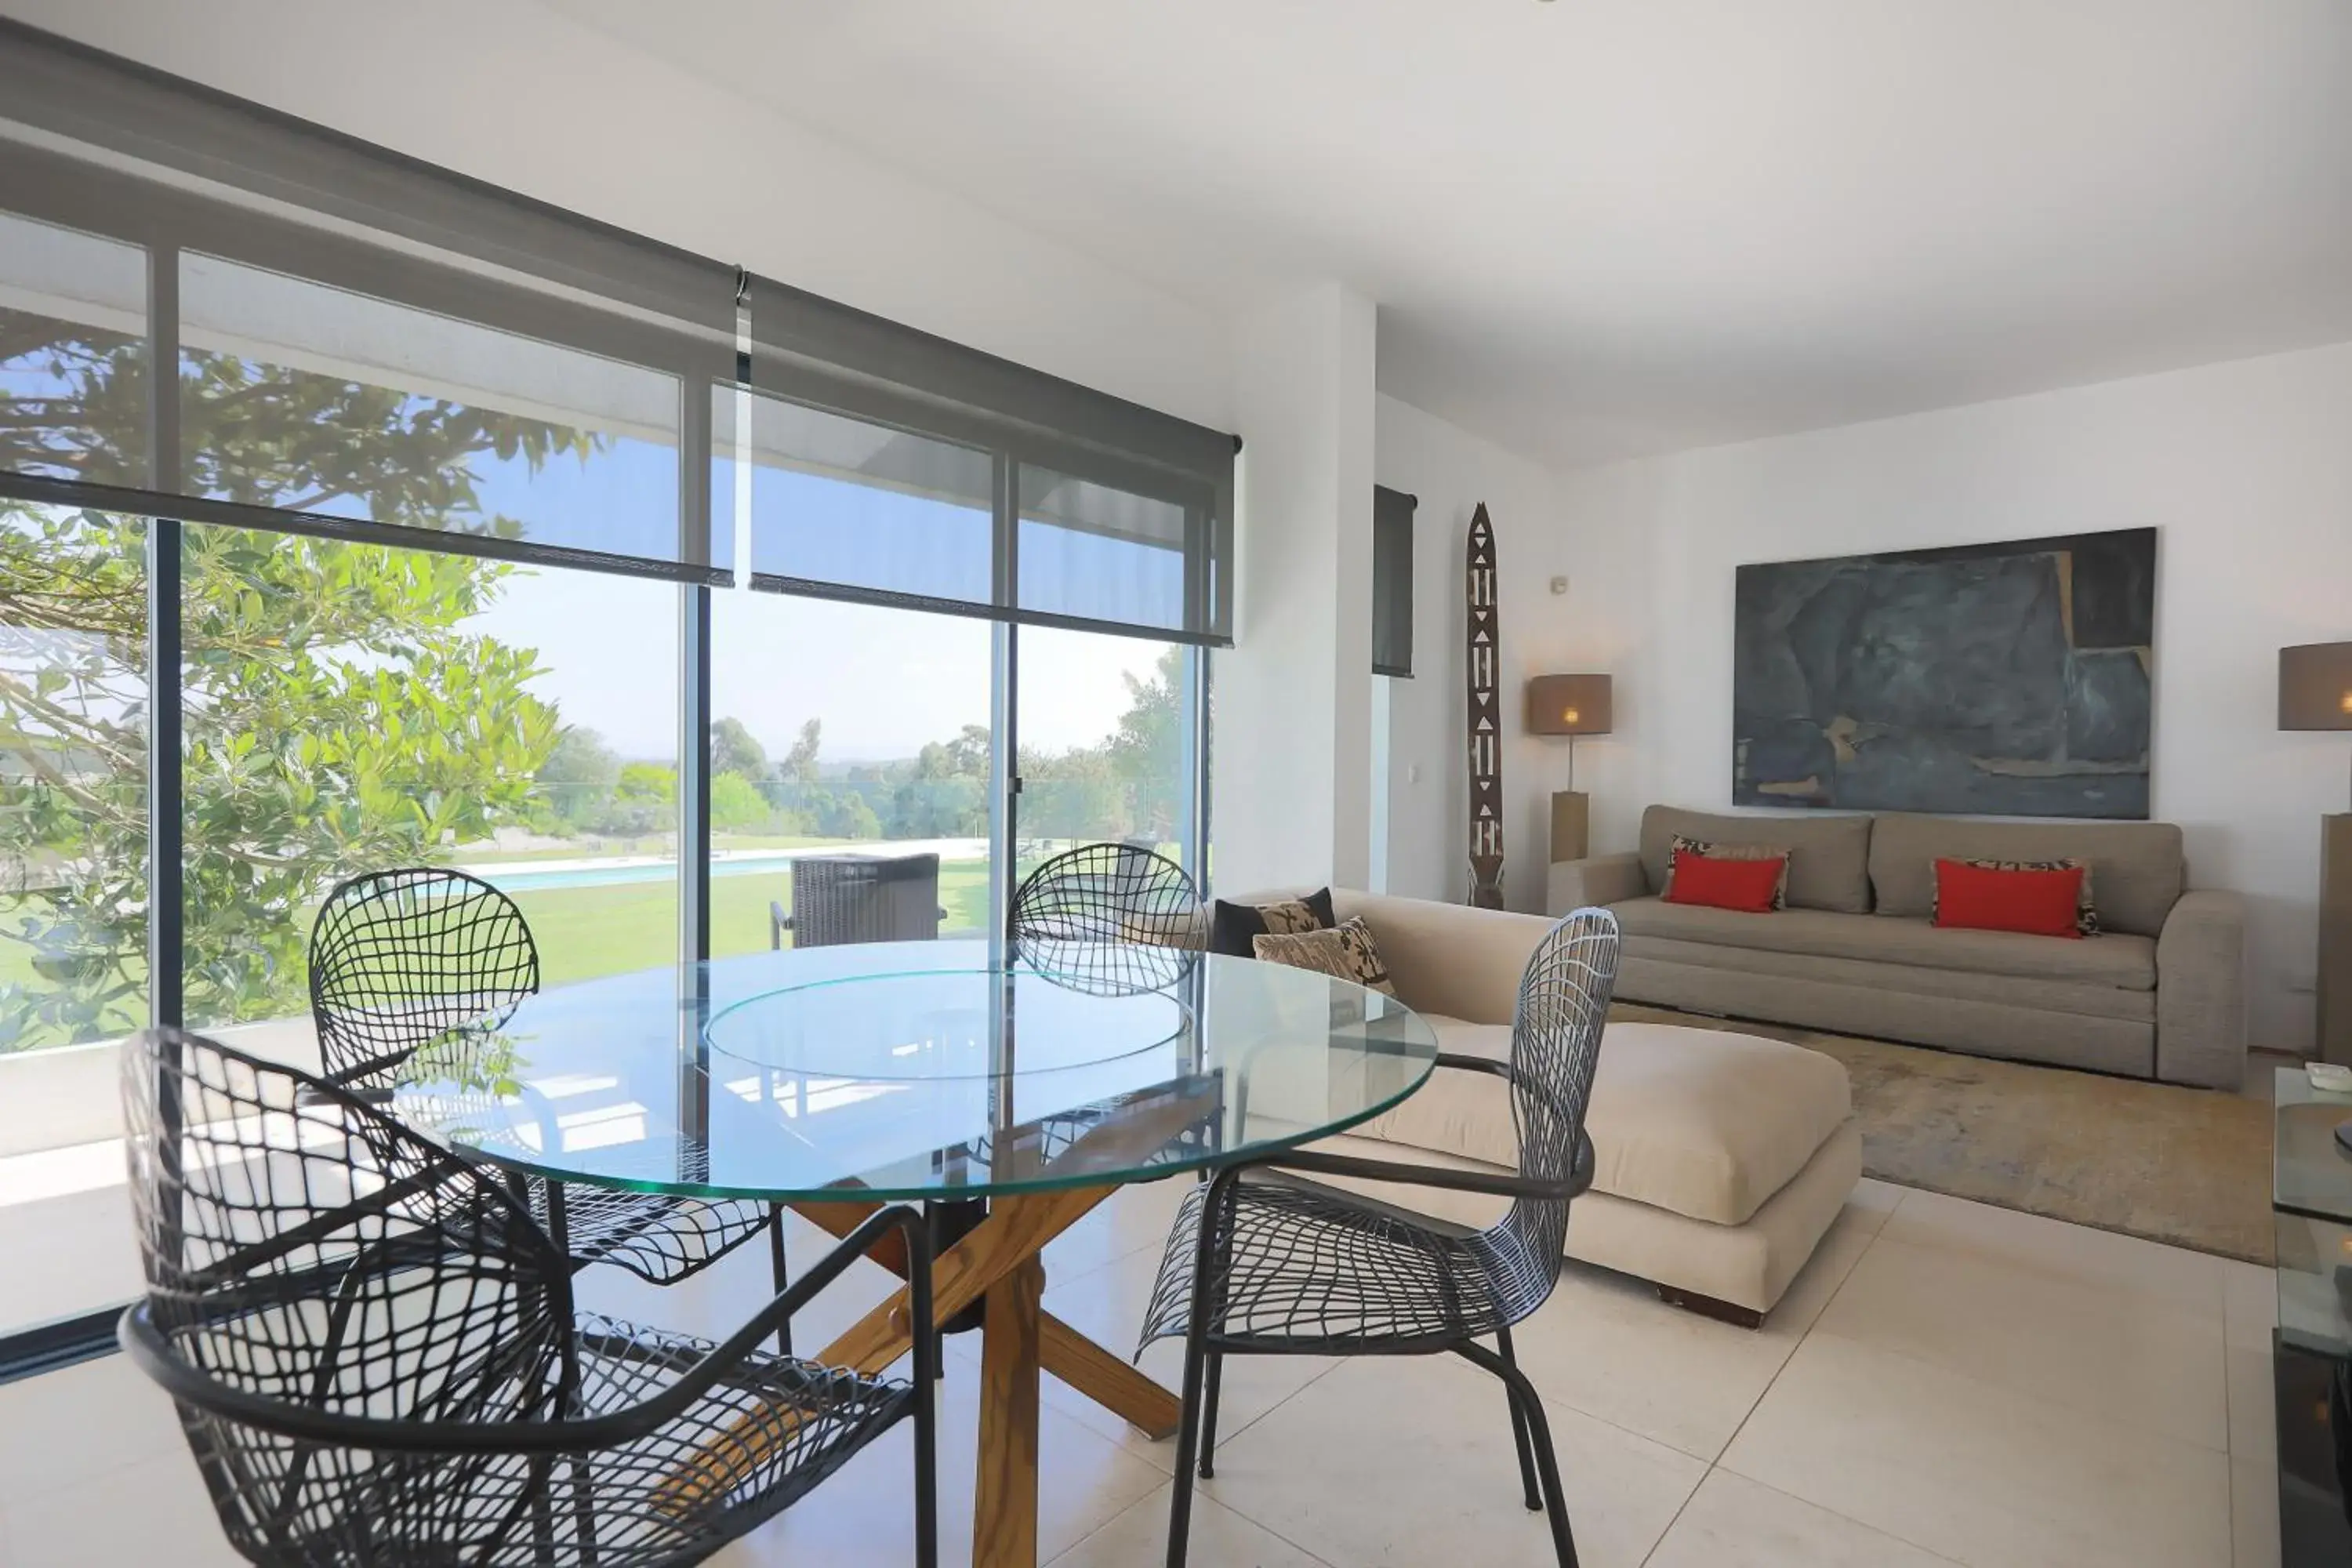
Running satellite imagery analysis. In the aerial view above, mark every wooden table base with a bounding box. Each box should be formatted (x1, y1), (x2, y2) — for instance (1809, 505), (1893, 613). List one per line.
(767, 1185), (1181, 1567)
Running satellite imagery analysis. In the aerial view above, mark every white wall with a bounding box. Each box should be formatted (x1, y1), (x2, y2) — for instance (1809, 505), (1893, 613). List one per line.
(0, 0), (1234, 430)
(1213, 284), (1377, 895)
(1372, 395), (1646, 913)
(1555, 339), (2352, 1050)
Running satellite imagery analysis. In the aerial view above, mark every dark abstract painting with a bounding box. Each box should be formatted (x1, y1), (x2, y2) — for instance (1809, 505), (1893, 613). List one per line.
(1733, 528), (2155, 818)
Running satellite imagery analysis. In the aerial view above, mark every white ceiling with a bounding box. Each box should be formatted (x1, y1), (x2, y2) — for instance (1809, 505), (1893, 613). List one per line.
(555, 0), (2352, 469)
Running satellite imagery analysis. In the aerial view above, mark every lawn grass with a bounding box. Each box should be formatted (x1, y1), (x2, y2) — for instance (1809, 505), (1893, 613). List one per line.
(510, 858), (996, 985)
(5, 855), (1004, 1045)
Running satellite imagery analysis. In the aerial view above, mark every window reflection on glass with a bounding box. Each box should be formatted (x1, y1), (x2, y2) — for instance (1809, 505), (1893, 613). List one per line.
(0, 509), (148, 1053)
(710, 387), (994, 604)
(708, 590), (996, 956)
(1018, 466), (1190, 633)
(178, 252), (684, 562)
(1015, 625), (1196, 884)
(180, 523), (678, 1032)
(0, 209), (147, 485)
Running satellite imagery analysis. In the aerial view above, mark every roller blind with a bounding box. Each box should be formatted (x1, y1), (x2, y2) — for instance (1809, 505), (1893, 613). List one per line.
(1373, 485), (1416, 677)
(739, 274), (1234, 643)
(0, 16), (1240, 631)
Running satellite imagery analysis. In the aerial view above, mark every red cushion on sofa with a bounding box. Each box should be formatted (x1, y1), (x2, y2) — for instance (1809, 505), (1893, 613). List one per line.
(1931, 858), (2086, 938)
(1663, 848), (1788, 913)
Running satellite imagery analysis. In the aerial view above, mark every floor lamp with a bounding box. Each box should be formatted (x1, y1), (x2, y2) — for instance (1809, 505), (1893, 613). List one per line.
(2281, 642), (2352, 1065)
(1526, 673), (1613, 863)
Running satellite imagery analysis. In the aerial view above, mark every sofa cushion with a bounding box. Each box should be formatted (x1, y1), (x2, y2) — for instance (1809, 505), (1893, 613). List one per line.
(1358, 1016), (1852, 1227)
(1639, 805), (1873, 914)
(1628, 935), (2156, 1022)
(1662, 836), (1790, 911)
(1869, 813), (2183, 938)
(1613, 895), (2156, 989)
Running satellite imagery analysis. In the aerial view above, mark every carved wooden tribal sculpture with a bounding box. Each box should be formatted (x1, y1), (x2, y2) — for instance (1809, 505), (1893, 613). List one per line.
(1465, 503), (1504, 909)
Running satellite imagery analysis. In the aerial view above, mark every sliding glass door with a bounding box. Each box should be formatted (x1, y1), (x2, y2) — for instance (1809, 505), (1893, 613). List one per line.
(0, 53), (1232, 1373)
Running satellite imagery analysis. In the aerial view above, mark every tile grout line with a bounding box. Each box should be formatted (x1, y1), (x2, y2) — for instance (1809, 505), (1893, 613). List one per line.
(1643, 1185), (1913, 1566)
(1709, 1185), (1904, 1464)
(2222, 1279), (2241, 1566)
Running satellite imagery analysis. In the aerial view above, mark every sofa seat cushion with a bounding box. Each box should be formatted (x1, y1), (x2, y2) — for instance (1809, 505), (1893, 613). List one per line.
(1358, 1017), (1852, 1227)
(1629, 936), (2155, 1022)
(1611, 895), (2156, 991)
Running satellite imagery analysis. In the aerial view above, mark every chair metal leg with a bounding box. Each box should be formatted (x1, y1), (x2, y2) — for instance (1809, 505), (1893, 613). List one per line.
(1494, 1322), (1542, 1512)
(768, 1204), (792, 1357)
(567, 1454), (601, 1566)
(1166, 1174), (1234, 1568)
(1196, 1351), (1225, 1479)
(909, 1243), (940, 1568)
(1456, 1340), (1578, 1568)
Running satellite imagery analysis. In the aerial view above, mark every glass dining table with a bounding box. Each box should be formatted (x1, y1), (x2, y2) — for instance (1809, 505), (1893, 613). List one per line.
(389, 936), (1441, 1568)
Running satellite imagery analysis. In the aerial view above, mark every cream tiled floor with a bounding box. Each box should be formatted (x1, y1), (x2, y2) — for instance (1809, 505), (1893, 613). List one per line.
(0, 1176), (2277, 1567)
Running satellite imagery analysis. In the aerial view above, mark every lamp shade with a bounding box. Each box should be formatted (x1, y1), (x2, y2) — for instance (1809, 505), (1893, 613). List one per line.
(2280, 643), (2352, 731)
(1526, 673), (1613, 736)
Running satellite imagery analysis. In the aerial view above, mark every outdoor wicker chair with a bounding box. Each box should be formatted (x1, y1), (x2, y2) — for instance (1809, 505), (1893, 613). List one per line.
(1135, 906), (1621, 1568)
(310, 868), (787, 1301)
(769, 852), (946, 950)
(118, 1027), (938, 1568)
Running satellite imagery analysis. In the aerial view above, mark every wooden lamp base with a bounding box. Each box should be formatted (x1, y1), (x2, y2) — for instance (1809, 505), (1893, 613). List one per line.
(2324, 813), (2352, 1066)
(1549, 791), (1591, 864)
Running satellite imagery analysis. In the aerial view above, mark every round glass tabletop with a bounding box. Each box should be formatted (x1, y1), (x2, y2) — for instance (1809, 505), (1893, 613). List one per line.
(387, 938), (1440, 1202)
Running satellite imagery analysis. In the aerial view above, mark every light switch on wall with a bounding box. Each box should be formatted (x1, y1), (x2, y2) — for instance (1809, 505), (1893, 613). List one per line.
(1406, 764), (1421, 784)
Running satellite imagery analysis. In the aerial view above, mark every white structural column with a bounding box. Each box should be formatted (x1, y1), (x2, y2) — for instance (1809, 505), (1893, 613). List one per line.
(1211, 281), (1377, 895)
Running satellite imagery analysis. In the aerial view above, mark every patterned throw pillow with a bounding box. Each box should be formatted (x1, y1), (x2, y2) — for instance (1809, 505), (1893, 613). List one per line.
(1660, 834), (1791, 911)
(1933, 857), (2100, 935)
(1250, 916), (1397, 996)
(1208, 888), (1338, 956)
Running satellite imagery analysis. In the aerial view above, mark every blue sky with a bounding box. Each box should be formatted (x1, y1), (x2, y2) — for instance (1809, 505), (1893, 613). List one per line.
(470, 439), (1178, 762)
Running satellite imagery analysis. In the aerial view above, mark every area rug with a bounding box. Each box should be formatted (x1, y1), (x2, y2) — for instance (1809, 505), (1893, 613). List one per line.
(1612, 1004), (2275, 1265)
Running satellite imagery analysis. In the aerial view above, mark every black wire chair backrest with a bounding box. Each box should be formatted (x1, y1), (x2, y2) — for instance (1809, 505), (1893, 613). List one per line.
(1497, 906), (1621, 1284)
(1006, 843), (1202, 996)
(119, 1028), (573, 1549)
(1007, 842), (1198, 943)
(310, 867), (539, 1090)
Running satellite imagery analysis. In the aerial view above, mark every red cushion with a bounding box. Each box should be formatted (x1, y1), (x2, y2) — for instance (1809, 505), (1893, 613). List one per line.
(1663, 848), (1788, 913)
(1932, 858), (2086, 938)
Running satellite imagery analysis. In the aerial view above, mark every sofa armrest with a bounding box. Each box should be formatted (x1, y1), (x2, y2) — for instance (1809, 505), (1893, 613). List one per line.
(2156, 889), (2247, 1089)
(1548, 852), (1645, 916)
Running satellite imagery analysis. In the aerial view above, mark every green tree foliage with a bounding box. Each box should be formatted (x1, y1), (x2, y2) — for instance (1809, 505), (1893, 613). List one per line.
(616, 761), (677, 805)
(535, 725), (622, 826)
(779, 717), (822, 784)
(710, 716), (768, 782)
(709, 770), (771, 832)
(1108, 646), (1186, 840)
(2, 321), (585, 1044)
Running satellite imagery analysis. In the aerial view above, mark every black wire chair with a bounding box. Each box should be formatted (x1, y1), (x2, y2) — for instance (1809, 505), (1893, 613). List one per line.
(1006, 843), (1201, 995)
(1135, 906), (1621, 1568)
(310, 868), (787, 1301)
(118, 1027), (938, 1567)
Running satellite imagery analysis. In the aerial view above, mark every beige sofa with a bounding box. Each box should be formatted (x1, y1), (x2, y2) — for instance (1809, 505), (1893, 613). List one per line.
(1547, 805), (2247, 1089)
(1288, 891), (1862, 1323)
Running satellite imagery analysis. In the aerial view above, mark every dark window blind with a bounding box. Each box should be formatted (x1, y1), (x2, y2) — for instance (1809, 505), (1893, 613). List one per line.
(1373, 485), (1417, 677)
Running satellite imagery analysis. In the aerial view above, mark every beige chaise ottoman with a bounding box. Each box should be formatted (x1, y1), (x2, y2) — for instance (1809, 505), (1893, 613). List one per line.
(1235, 889), (1864, 1324)
(1308, 1018), (1858, 1325)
